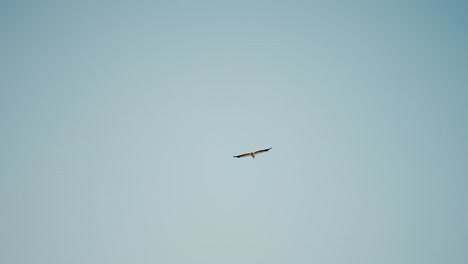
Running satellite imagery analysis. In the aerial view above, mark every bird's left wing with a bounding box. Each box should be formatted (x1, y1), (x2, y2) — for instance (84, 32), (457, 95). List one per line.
(233, 153), (251, 158)
(254, 147), (272, 155)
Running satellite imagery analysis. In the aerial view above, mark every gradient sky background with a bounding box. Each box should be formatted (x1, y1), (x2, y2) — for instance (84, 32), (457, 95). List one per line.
(1, 1), (467, 263)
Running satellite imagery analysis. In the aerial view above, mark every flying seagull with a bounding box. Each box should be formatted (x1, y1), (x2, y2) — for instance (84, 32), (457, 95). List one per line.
(233, 147), (272, 159)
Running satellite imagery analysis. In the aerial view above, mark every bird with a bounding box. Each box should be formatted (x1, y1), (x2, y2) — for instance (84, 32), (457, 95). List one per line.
(233, 147), (272, 159)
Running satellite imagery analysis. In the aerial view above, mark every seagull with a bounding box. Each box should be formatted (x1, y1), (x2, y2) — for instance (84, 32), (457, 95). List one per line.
(233, 147), (272, 159)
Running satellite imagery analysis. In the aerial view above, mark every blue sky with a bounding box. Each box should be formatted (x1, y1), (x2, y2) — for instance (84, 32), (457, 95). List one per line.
(1, 1), (467, 263)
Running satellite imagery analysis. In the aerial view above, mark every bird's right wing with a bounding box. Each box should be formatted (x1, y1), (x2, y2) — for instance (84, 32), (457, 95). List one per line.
(254, 147), (272, 155)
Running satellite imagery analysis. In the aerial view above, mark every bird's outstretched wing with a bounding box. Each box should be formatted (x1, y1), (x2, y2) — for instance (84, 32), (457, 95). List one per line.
(233, 153), (251, 158)
(254, 147), (272, 155)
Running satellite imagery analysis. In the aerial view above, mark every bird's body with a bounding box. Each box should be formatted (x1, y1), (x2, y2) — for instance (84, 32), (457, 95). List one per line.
(233, 148), (272, 159)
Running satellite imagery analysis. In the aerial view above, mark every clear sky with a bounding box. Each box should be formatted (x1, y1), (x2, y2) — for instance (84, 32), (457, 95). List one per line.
(1, 1), (467, 263)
